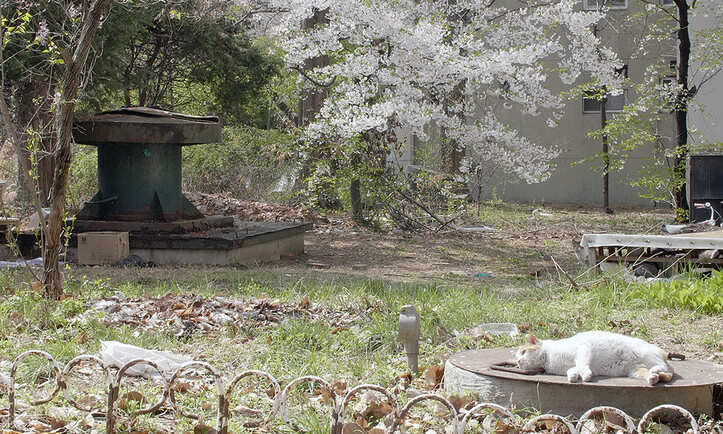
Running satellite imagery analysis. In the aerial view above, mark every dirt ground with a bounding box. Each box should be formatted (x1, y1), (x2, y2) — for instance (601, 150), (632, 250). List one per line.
(191, 193), (675, 280)
(294, 212), (723, 363)
(191, 193), (723, 363)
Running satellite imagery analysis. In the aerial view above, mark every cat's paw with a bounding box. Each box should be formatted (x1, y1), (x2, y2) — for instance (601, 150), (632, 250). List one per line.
(566, 368), (580, 383)
(647, 373), (660, 386)
(578, 366), (593, 382)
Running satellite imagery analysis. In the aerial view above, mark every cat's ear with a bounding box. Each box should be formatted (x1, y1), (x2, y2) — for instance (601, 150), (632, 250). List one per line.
(525, 333), (540, 345)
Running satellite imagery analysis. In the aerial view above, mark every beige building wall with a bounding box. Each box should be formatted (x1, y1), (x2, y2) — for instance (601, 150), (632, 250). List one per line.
(689, 7), (723, 147)
(404, 0), (679, 206)
(478, 2), (677, 206)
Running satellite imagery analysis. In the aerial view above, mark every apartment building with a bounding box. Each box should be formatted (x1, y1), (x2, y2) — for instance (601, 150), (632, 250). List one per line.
(401, 0), (719, 207)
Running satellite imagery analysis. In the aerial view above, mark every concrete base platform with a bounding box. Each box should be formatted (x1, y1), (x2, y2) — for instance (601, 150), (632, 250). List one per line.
(69, 221), (312, 266)
(445, 347), (723, 417)
(72, 215), (234, 234)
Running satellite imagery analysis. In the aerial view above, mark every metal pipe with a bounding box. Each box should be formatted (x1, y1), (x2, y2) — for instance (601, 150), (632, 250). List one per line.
(399, 305), (420, 373)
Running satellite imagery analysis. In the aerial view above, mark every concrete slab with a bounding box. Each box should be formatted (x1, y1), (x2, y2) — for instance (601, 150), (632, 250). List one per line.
(445, 347), (723, 417)
(69, 221), (312, 266)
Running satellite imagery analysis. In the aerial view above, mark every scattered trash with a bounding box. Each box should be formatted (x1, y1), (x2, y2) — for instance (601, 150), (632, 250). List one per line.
(306, 261), (331, 269)
(662, 224), (687, 234)
(351, 264), (369, 271)
(280, 253), (296, 261)
(457, 225), (495, 233)
(99, 341), (192, 379)
(532, 209), (554, 218)
(474, 272), (494, 278)
(477, 323), (519, 337)
(0, 371), (10, 390)
(27, 207), (51, 230)
(0, 257), (51, 268)
(113, 254), (154, 268)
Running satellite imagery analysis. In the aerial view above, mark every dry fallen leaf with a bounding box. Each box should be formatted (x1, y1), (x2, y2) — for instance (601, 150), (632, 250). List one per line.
(31, 281), (45, 294)
(342, 422), (368, 434)
(194, 424), (218, 434)
(468, 327), (494, 342)
(320, 385), (334, 403)
(232, 404), (264, 417)
(333, 380), (348, 395)
(424, 365), (445, 389)
(118, 391), (144, 411)
(447, 394), (473, 411)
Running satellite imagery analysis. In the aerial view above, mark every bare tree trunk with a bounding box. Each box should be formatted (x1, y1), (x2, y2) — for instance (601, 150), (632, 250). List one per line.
(14, 80), (55, 207)
(600, 91), (612, 214)
(298, 8), (329, 127)
(43, 0), (113, 300)
(673, 0), (691, 222)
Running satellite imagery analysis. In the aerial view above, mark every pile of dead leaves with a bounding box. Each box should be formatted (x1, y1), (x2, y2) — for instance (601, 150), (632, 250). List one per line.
(83, 293), (372, 339)
(187, 192), (328, 225)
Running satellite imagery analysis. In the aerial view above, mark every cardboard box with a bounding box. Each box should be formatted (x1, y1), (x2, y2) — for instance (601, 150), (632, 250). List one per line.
(77, 231), (129, 265)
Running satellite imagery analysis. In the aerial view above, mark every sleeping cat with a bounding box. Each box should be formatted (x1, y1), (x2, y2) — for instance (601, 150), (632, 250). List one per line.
(515, 331), (674, 385)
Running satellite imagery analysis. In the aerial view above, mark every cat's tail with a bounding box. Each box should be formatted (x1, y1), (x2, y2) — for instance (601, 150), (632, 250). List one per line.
(658, 353), (675, 383)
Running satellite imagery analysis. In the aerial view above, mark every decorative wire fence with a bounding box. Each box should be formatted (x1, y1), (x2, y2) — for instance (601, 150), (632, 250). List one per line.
(0, 350), (702, 433)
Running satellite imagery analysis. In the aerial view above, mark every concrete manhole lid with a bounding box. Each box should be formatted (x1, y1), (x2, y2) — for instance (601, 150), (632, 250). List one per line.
(448, 347), (723, 388)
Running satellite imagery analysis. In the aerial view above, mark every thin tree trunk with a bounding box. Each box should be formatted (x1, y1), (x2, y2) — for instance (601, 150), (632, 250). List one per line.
(600, 90), (612, 214)
(43, 0), (113, 300)
(673, 0), (691, 221)
(350, 178), (363, 222)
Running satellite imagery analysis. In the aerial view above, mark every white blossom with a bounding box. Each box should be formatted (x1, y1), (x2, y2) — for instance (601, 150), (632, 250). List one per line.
(266, 0), (621, 182)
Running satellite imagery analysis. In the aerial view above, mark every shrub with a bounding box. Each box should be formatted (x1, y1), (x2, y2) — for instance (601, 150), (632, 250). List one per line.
(182, 127), (295, 202)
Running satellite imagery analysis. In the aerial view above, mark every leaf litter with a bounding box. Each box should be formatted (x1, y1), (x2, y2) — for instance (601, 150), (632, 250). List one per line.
(83, 293), (373, 338)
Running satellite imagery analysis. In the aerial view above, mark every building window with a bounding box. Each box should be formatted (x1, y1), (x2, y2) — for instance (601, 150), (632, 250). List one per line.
(583, 91), (627, 113)
(583, 0), (628, 10)
(660, 0), (674, 5)
(660, 76), (675, 86)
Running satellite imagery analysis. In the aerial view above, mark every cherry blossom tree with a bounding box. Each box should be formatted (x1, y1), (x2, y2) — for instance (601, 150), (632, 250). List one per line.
(266, 0), (623, 214)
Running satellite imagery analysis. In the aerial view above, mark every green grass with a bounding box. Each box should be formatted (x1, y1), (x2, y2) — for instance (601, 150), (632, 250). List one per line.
(628, 270), (723, 314)
(0, 202), (721, 432)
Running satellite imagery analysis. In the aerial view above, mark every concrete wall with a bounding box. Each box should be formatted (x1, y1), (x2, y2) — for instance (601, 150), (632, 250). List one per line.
(398, 1), (681, 206)
(689, 7), (723, 147)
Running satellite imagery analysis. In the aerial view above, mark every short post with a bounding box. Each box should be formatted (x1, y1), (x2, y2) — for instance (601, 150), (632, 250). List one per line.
(398, 305), (420, 373)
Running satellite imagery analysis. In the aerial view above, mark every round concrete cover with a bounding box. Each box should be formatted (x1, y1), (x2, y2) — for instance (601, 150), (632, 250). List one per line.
(445, 347), (723, 417)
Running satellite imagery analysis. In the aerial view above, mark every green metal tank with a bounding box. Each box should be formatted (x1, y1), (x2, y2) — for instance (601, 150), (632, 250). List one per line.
(73, 107), (222, 222)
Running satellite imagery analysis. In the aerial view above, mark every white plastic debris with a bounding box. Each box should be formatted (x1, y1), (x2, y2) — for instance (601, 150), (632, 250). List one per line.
(0, 371), (10, 390)
(99, 341), (192, 378)
(457, 225), (495, 233)
(0, 257), (49, 268)
(477, 323), (519, 336)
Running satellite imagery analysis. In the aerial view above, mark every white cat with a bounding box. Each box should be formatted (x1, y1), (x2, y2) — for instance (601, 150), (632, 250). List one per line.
(515, 331), (674, 386)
